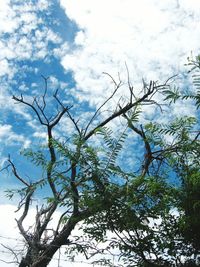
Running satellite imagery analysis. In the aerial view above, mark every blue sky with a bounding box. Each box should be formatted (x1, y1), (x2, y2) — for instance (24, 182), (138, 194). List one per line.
(0, 0), (200, 266)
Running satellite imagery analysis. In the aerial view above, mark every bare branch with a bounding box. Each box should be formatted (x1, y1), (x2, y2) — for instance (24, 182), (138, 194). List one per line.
(46, 127), (57, 197)
(41, 75), (49, 111)
(13, 95), (47, 126)
(53, 89), (65, 109)
(33, 97), (49, 124)
(8, 156), (30, 187)
(66, 109), (82, 136)
(50, 107), (73, 129)
(84, 73), (122, 136)
(102, 72), (120, 87)
(53, 90), (80, 134)
(37, 203), (57, 239)
(1, 243), (19, 264)
(55, 209), (70, 235)
(84, 83), (155, 141)
(15, 187), (34, 244)
(125, 62), (136, 102)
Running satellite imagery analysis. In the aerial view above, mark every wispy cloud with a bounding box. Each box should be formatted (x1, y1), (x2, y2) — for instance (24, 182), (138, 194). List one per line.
(60, 0), (200, 105)
(0, 0), (72, 150)
(0, 123), (31, 148)
(0, 0), (198, 162)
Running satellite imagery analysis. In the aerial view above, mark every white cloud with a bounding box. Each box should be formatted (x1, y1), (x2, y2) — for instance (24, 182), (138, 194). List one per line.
(0, 124), (12, 138)
(0, 0), (66, 80)
(53, 42), (69, 58)
(0, 124), (31, 148)
(0, 204), (21, 267)
(0, 59), (15, 78)
(0, 0), (17, 33)
(19, 83), (29, 92)
(33, 131), (47, 142)
(0, 1), (72, 145)
(60, 0), (200, 109)
(172, 99), (196, 118)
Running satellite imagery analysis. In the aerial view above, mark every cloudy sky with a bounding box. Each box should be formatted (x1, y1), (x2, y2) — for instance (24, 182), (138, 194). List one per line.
(0, 0), (200, 266)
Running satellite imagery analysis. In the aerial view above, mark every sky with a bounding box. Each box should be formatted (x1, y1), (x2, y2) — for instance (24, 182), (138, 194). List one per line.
(0, 0), (200, 266)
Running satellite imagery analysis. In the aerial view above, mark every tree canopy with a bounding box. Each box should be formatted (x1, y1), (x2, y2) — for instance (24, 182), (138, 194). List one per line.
(2, 56), (200, 267)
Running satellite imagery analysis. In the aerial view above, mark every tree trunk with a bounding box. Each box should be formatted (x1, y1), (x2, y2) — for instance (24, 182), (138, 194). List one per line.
(19, 213), (85, 267)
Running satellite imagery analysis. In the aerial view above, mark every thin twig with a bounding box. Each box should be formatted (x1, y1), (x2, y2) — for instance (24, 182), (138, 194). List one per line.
(84, 73), (122, 136)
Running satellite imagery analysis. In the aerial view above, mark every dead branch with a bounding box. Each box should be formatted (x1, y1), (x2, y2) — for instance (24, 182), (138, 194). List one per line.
(1, 243), (20, 264)
(8, 156), (30, 187)
(84, 78), (160, 141)
(13, 95), (47, 126)
(15, 187), (34, 244)
(41, 75), (49, 111)
(84, 72), (122, 136)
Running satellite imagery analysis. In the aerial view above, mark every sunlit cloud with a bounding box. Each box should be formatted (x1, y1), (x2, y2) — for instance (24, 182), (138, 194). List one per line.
(60, 0), (200, 106)
(0, 124), (31, 148)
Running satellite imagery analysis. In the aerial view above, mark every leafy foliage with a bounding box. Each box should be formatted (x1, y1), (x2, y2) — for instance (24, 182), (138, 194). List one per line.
(2, 57), (200, 267)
